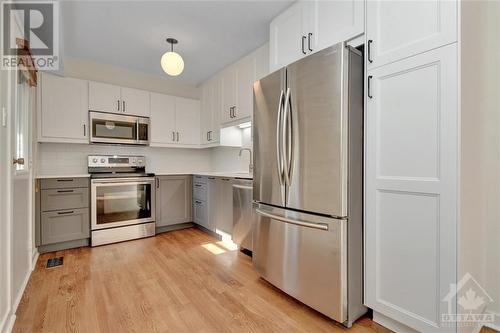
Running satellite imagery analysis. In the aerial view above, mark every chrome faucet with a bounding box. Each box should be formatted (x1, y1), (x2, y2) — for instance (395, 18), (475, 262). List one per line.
(239, 148), (253, 174)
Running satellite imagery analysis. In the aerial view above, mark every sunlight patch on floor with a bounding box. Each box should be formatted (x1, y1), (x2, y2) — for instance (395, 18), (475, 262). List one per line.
(201, 243), (226, 255)
(201, 229), (239, 255)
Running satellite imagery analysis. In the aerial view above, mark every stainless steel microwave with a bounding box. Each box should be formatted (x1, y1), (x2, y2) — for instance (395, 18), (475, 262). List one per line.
(89, 111), (149, 145)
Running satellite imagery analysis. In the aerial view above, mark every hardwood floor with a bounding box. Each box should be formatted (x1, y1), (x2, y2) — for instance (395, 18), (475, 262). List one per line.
(14, 228), (389, 333)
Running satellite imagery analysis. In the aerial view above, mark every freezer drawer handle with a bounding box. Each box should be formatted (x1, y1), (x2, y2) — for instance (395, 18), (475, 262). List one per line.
(232, 184), (252, 190)
(255, 209), (328, 231)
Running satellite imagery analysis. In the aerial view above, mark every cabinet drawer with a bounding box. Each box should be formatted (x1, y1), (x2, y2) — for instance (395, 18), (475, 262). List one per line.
(41, 188), (89, 212)
(41, 208), (90, 245)
(193, 175), (207, 184)
(40, 177), (89, 189)
(193, 199), (208, 228)
(193, 182), (207, 201)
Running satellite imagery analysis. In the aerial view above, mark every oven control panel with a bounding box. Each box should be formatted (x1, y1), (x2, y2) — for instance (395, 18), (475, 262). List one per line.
(88, 155), (146, 168)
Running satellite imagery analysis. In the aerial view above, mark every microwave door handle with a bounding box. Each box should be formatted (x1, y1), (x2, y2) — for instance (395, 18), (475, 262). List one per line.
(136, 120), (140, 143)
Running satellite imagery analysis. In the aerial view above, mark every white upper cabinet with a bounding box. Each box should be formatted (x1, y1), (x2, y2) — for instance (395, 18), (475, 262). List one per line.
(88, 81), (121, 113)
(235, 55), (256, 120)
(220, 55), (256, 125)
(270, 0), (364, 71)
(221, 66), (237, 124)
(175, 97), (200, 146)
(150, 93), (200, 147)
(310, 0), (364, 52)
(150, 92), (176, 145)
(88, 81), (150, 117)
(200, 83), (211, 145)
(200, 76), (221, 145)
(120, 87), (150, 117)
(365, 44), (458, 333)
(270, 2), (308, 71)
(366, 0), (457, 69)
(38, 73), (89, 143)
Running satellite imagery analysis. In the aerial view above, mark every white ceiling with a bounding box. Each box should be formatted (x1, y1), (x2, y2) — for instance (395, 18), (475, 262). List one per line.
(61, 1), (293, 85)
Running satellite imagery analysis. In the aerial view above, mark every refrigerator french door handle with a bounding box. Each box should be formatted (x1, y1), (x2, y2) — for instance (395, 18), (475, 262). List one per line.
(276, 90), (285, 186)
(282, 87), (292, 187)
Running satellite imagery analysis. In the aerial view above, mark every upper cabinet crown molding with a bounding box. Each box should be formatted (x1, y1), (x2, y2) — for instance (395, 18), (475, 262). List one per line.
(270, 0), (364, 71)
(88, 81), (150, 117)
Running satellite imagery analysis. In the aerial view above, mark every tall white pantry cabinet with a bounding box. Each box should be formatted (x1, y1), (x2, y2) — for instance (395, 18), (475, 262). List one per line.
(364, 1), (499, 333)
(364, 1), (459, 333)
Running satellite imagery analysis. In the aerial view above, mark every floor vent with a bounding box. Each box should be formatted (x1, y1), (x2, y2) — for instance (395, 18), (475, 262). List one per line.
(46, 257), (63, 268)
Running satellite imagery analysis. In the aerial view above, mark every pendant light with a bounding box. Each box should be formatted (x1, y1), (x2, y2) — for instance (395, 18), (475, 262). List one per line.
(161, 38), (184, 76)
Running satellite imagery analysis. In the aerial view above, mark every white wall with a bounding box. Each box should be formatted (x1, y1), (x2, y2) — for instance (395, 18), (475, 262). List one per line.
(37, 143), (212, 175)
(62, 57), (200, 99)
(460, 1), (500, 330)
(210, 146), (250, 173)
(0, 52), (12, 333)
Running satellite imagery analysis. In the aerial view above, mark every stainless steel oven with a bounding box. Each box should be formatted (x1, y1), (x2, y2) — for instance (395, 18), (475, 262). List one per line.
(91, 177), (155, 230)
(89, 111), (150, 145)
(89, 155), (155, 246)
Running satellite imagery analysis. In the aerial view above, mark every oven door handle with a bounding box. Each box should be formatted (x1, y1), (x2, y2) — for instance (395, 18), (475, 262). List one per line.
(91, 177), (155, 185)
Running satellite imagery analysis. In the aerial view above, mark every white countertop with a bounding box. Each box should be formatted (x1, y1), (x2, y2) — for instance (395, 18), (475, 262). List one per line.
(155, 171), (253, 179)
(36, 172), (252, 179)
(36, 174), (91, 179)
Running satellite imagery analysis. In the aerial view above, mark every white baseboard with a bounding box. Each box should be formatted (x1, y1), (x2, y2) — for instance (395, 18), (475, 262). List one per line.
(11, 268), (32, 322)
(31, 249), (38, 271)
(485, 310), (500, 331)
(373, 311), (420, 333)
(1, 314), (15, 333)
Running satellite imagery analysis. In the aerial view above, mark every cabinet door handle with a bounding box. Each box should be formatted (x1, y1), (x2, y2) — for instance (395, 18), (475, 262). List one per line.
(209, 131), (212, 141)
(122, 100), (126, 112)
(156, 178), (159, 189)
(301, 36), (306, 55)
(83, 124), (86, 136)
(176, 132), (179, 142)
(57, 189), (74, 193)
(368, 40), (373, 63)
(195, 184), (202, 187)
(57, 210), (74, 215)
(367, 75), (373, 99)
(229, 107), (233, 118)
(207, 131), (210, 141)
(308, 33), (313, 51)
(233, 106), (236, 118)
(117, 100), (120, 111)
(172, 131), (176, 141)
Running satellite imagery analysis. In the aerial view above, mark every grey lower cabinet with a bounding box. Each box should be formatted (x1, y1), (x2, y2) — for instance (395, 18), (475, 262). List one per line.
(216, 178), (234, 235)
(193, 175), (234, 236)
(156, 175), (193, 228)
(41, 208), (89, 244)
(36, 177), (90, 252)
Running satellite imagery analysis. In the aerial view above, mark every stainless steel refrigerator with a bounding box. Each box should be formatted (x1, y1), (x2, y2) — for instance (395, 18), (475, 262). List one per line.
(252, 42), (366, 327)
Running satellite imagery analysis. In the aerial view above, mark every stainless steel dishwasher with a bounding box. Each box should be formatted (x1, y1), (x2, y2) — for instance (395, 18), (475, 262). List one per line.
(232, 179), (254, 252)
